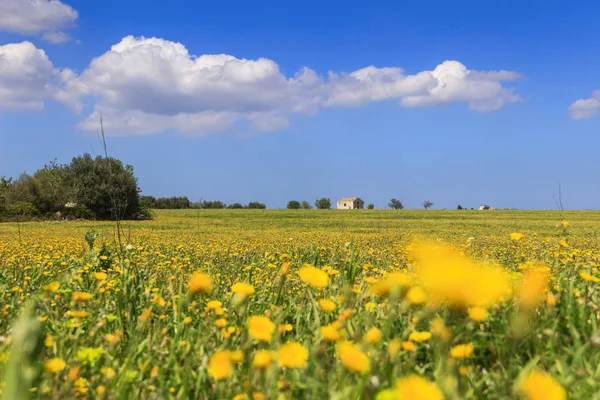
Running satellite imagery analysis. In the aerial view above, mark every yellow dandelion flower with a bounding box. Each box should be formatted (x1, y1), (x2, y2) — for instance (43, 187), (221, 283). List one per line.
(44, 358), (66, 373)
(94, 272), (108, 281)
(278, 342), (308, 369)
(318, 299), (336, 312)
(519, 370), (566, 400)
(365, 327), (382, 344)
(468, 306), (488, 322)
(231, 283), (255, 298)
(511, 233), (525, 241)
(248, 316), (275, 343)
(518, 266), (551, 308)
(401, 341), (416, 352)
(297, 265), (329, 288)
(72, 292), (92, 302)
(405, 286), (428, 305)
(411, 241), (509, 308)
(321, 324), (341, 341)
(189, 272), (212, 294)
(253, 350), (273, 368)
(580, 272), (600, 283)
(208, 351), (232, 380)
(450, 344), (474, 359)
(408, 331), (432, 342)
(395, 375), (443, 400)
(336, 341), (370, 373)
(42, 281), (60, 293)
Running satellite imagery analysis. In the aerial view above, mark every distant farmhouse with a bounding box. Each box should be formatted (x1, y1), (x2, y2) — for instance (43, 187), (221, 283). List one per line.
(479, 205), (497, 210)
(337, 197), (364, 209)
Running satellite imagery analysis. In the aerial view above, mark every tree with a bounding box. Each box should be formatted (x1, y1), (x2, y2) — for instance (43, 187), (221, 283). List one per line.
(367, 204), (375, 209)
(247, 201), (266, 209)
(200, 200), (225, 209)
(388, 199), (404, 210)
(457, 205), (463, 210)
(227, 203), (244, 209)
(300, 201), (312, 209)
(423, 201), (433, 210)
(287, 200), (301, 209)
(140, 195), (157, 209)
(315, 198), (331, 209)
(65, 154), (141, 220)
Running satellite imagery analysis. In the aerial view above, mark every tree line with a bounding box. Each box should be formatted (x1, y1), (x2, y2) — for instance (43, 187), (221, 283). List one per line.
(0, 154), (146, 221)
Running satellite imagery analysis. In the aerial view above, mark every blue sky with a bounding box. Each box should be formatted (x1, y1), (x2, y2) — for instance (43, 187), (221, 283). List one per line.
(1, 0), (599, 209)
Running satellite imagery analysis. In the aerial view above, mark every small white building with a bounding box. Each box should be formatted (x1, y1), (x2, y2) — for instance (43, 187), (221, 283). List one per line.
(337, 197), (364, 209)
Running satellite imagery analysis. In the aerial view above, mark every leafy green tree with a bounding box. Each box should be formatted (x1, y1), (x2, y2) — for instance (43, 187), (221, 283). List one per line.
(65, 154), (141, 220)
(140, 195), (157, 209)
(315, 198), (331, 209)
(287, 200), (301, 209)
(227, 203), (244, 209)
(247, 201), (266, 209)
(388, 199), (404, 210)
(423, 200), (433, 210)
(301, 201), (312, 209)
(367, 204), (375, 209)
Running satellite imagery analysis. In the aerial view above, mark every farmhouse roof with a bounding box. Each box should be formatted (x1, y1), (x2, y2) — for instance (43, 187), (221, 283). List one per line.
(338, 197), (360, 201)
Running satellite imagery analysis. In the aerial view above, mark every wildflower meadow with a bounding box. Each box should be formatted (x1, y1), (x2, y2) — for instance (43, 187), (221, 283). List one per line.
(0, 209), (599, 399)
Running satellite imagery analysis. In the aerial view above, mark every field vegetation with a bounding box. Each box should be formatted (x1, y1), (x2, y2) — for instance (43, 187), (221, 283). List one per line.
(0, 209), (599, 399)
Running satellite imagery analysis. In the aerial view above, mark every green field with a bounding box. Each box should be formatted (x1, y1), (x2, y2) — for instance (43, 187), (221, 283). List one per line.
(0, 210), (599, 399)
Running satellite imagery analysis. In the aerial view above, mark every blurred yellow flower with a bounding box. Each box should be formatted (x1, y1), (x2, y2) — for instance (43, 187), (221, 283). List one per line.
(44, 358), (66, 373)
(298, 265), (329, 288)
(365, 327), (382, 344)
(405, 286), (428, 305)
(395, 375), (443, 400)
(72, 292), (92, 302)
(318, 299), (336, 312)
(401, 341), (416, 352)
(230, 350), (244, 363)
(321, 324), (341, 342)
(580, 272), (600, 283)
(388, 339), (401, 357)
(519, 370), (566, 400)
(468, 306), (488, 322)
(206, 300), (222, 310)
(408, 331), (432, 342)
(208, 351), (232, 380)
(336, 341), (370, 373)
(67, 310), (89, 319)
(253, 350), (273, 368)
(248, 316), (275, 343)
(450, 344), (474, 359)
(411, 242), (509, 308)
(278, 342), (308, 368)
(231, 283), (255, 297)
(42, 281), (60, 293)
(511, 233), (525, 241)
(189, 272), (212, 294)
(215, 318), (227, 328)
(518, 266), (550, 308)
(94, 272), (108, 281)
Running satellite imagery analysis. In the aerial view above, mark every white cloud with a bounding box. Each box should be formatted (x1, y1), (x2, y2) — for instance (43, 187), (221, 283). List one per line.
(0, 0), (78, 42)
(0, 41), (58, 110)
(568, 90), (600, 120)
(41, 30), (71, 44)
(54, 36), (521, 136)
(0, 36), (520, 135)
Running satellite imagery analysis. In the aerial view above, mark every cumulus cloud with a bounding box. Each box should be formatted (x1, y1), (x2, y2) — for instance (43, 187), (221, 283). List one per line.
(41, 30), (71, 44)
(568, 90), (600, 120)
(52, 36), (521, 136)
(0, 0), (78, 43)
(0, 41), (59, 110)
